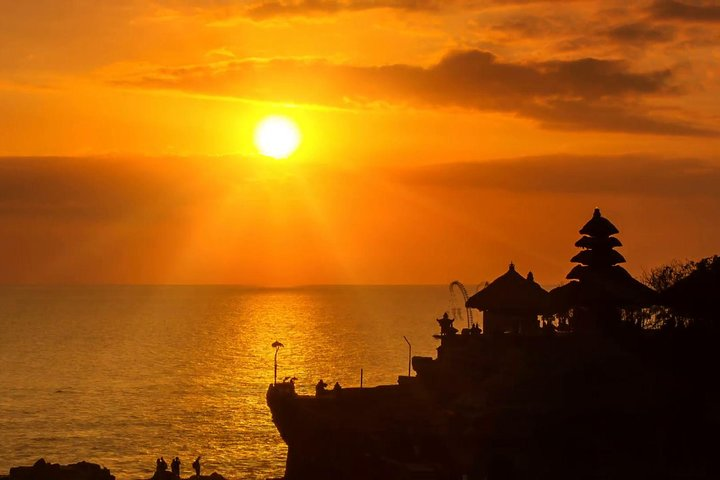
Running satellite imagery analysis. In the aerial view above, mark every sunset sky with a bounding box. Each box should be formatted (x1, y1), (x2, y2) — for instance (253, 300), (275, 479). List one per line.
(1, 0), (719, 285)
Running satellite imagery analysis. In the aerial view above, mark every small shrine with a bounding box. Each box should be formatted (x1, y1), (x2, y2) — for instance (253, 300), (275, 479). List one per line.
(465, 263), (548, 334)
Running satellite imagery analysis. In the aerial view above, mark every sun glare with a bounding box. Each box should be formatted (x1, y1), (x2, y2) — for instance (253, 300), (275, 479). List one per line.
(254, 116), (301, 159)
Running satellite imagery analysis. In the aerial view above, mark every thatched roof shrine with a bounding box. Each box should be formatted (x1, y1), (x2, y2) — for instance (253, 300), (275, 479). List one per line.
(466, 263), (548, 313)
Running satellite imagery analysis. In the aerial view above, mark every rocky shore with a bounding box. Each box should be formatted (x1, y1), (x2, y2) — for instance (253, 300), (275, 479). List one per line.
(0, 459), (232, 480)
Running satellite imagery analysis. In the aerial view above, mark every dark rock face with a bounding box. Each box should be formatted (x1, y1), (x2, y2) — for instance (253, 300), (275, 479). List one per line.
(269, 333), (720, 480)
(4, 459), (114, 480)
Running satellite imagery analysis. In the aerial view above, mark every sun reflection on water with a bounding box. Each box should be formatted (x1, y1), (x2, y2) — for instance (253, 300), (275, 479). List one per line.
(0, 286), (447, 479)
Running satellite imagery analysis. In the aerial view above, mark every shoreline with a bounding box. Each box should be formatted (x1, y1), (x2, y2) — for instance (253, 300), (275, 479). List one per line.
(0, 459), (277, 480)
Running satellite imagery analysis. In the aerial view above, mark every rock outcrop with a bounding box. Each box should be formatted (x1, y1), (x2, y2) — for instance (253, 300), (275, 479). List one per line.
(1, 459), (114, 480)
(1, 460), (230, 480)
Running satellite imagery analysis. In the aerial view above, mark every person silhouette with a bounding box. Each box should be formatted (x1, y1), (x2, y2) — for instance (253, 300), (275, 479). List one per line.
(315, 379), (328, 396)
(192, 456), (201, 478)
(160, 457), (168, 472)
(171, 457), (180, 478)
(155, 458), (161, 473)
(333, 382), (342, 392)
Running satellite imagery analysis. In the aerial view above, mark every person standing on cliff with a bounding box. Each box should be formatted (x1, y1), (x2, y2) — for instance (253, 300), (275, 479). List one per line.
(192, 456), (201, 478)
(171, 457), (180, 478)
(315, 379), (328, 396)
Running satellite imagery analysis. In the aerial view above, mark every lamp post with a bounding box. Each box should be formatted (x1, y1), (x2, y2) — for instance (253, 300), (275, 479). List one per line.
(403, 336), (411, 377)
(272, 340), (284, 385)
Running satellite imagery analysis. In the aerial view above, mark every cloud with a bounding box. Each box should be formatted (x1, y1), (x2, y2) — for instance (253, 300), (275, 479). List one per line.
(486, 12), (681, 51)
(649, 1), (720, 22)
(244, 0), (446, 20)
(393, 154), (720, 197)
(3, 154), (717, 227)
(525, 100), (710, 136)
(155, 0), (571, 22)
(116, 50), (713, 136)
(604, 22), (676, 44)
(428, 52), (672, 99)
(488, 14), (566, 39)
(0, 154), (717, 284)
(0, 156), (243, 221)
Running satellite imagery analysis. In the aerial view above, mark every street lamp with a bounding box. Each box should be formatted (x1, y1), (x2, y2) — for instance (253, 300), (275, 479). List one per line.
(272, 340), (284, 385)
(403, 336), (411, 377)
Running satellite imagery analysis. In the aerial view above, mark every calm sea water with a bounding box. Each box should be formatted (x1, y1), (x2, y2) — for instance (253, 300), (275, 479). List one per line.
(0, 285), (451, 479)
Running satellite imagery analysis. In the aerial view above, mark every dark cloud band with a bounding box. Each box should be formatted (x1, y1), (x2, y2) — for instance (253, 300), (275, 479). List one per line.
(117, 49), (713, 136)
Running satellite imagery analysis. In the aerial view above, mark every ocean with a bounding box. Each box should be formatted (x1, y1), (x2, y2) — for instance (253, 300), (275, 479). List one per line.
(0, 285), (452, 479)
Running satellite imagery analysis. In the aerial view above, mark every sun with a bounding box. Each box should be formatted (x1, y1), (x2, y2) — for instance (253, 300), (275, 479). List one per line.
(254, 115), (301, 159)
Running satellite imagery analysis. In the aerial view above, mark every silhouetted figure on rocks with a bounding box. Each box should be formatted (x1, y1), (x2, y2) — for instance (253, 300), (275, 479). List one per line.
(315, 379), (328, 396)
(160, 458), (168, 472)
(281, 376), (297, 392)
(192, 456), (201, 477)
(171, 457), (180, 478)
(333, 382), (342, 392)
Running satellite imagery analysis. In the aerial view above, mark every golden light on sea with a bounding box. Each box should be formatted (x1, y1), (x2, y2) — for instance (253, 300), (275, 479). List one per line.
(254, 116), (301, 159)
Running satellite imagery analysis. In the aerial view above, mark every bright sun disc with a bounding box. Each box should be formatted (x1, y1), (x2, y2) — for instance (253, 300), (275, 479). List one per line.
(254, 116), (301, 159)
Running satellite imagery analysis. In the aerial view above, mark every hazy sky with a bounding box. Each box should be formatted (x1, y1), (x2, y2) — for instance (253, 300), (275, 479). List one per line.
(1, 0), (719, 285)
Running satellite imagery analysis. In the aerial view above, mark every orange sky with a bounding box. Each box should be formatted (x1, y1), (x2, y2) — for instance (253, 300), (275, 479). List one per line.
(0, 0), (719, 285)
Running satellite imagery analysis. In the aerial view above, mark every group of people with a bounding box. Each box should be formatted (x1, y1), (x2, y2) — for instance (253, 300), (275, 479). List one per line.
(315, 379), (342, 396)
(155, 456), (202, 478)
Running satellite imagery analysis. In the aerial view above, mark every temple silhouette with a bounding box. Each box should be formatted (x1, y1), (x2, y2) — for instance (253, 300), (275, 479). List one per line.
(267, 208), (719, 480)
(466, 208), (657, 335)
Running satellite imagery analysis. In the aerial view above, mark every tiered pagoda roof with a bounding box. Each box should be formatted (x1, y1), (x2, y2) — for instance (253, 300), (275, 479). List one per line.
(549, 208), (656, 310)
(567, 208), (625, 278)
(579, 208), (619, 237)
